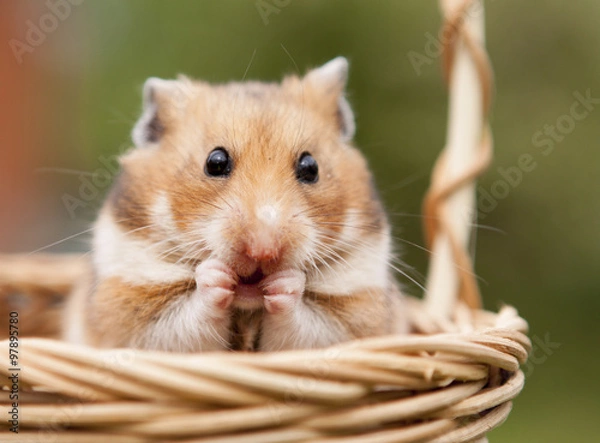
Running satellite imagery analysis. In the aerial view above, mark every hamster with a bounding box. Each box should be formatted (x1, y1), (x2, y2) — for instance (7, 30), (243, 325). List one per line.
(63, 57), (408, 352)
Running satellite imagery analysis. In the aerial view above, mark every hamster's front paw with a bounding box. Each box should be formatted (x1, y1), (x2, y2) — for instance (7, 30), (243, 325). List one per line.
(195, 259), (238, 315)
(261, 269), (306, 315)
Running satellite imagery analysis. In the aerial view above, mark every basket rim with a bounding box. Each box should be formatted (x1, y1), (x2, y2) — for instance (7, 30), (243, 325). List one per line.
(0, 305), (529, 441)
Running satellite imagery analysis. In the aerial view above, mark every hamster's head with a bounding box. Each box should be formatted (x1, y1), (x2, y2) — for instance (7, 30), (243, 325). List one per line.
(107, 57), (391, 308)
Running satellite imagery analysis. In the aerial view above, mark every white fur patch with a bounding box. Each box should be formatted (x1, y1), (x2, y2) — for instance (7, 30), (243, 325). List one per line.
(93, 209), (193, 285)
(136, 289), (229, 352)
(260, 301), (347, 351)
(256, 204), (279, 225)
(150, 192), (179, 236)
(193, 217), (224, 258)
(306, 210), (391, 295)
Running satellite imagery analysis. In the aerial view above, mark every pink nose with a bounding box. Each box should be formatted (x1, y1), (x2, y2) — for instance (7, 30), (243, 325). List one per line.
(244, 241), (280, 263)
(243, 229), (281, 263)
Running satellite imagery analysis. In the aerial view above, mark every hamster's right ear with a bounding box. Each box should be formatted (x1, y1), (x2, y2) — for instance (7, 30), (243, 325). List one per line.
(131, 77), (192, 147)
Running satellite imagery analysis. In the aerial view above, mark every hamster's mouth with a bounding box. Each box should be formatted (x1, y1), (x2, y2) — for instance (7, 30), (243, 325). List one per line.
(239, 269), (264, 285)
(233, 269), (267, 310)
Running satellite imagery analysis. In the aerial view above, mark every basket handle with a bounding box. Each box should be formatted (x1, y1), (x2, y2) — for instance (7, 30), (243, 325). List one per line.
(423, 0), (494, 317)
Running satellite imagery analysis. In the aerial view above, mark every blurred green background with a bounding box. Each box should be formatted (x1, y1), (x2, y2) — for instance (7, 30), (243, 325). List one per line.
(1, 1), (598, 441)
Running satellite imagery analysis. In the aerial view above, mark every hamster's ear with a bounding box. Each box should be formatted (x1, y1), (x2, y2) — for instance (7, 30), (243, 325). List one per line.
(303, 57), (355, 141)
(131, 77), (192, 147)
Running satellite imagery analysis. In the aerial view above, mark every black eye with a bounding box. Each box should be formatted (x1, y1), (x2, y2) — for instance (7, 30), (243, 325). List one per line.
(205, 147), (232, 177)
(296, 152), (319, 184)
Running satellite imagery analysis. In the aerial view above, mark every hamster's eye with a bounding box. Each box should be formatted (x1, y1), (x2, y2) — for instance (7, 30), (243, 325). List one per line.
(205, 147), (232, 177)
(296, 152), (319, 184)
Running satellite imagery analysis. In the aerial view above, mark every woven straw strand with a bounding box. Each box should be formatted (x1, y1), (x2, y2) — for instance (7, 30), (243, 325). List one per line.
(424, 0), (493, 316)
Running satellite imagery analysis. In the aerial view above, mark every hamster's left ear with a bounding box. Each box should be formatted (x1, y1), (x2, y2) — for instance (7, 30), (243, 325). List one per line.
(132, 76), (192, 147)
(303, 57), (355, 141)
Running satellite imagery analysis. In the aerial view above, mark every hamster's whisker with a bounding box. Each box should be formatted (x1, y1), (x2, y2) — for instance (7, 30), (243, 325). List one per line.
(203, 322), (229, 350)
(311, 244), (344, 276)
(173, 247), (208, 269)
(387, 237), (485, 284)
(317, 228), (428, 294)
(213, 193), (234, 212)
(312, 219), (484, 286)
(28, 226), (98, 254)
(228, 48), (257, 157)
(307, 256), (328, 283)
(154, 244), (191, 262)
(174, 196), (225, 213)
(144, 234), (200, 259)
(314, 236), (355, 273)
(390, 236), (433, 255)
(313, 220), (383, 234)
(375, 232), (484, 286)
(293, 222), (357, 275)
(119, 223), (160, 236)
(313, 220), (444, 285)
(387, 212), (506, 235)
(312, 235), (358, 278)
(294, 231), (342, 283)
(133, 231), (185, 251)
(158, 240), (208, 264)
(289, 49), (308, 157)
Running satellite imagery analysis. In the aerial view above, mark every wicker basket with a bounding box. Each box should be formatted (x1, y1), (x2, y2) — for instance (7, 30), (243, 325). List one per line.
(0, 1), (530, 441)
(0, 265), (529, 442)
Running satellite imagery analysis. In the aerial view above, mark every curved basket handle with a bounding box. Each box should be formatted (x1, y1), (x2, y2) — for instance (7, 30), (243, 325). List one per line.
(423, 0), (494, 317)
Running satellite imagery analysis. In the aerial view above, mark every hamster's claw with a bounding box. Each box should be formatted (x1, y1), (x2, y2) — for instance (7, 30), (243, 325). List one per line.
(262, 269), (306, 315)
(195, 259), (238, 313)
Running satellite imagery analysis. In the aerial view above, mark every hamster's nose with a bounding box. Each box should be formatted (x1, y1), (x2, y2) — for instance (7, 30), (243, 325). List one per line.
(242, 204), (283, 263)
(243, 236), (281, 263)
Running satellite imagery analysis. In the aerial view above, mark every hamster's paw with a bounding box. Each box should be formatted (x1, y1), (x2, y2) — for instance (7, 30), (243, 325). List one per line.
(195, 259), (238, 314)
(262, 269), (306, 315)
